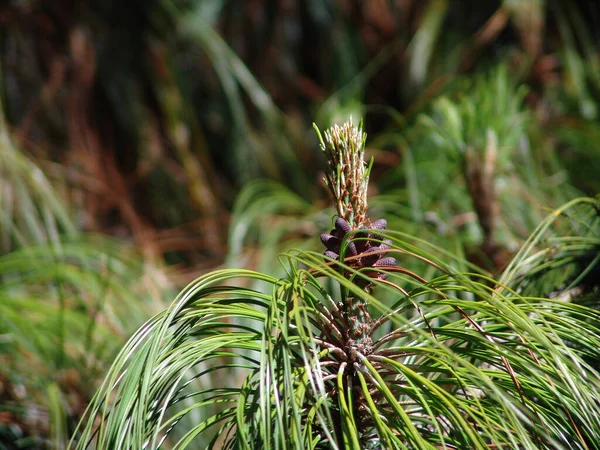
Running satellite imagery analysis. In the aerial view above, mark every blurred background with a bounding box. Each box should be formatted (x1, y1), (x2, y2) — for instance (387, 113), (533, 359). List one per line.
(1, 0), (599, 448)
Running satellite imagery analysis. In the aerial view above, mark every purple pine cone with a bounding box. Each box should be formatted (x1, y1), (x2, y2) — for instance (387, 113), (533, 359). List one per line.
(320, 217), (396, 281)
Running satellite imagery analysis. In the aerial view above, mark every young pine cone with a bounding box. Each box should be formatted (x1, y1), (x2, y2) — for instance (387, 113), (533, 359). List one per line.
(320, 217), (396, 280)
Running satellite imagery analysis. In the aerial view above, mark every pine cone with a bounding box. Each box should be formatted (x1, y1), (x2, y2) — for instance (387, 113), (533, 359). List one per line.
(321, 217), (396, 280)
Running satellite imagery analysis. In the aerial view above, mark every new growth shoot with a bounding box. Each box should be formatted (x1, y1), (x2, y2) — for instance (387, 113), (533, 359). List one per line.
(314, 119), (373, 229)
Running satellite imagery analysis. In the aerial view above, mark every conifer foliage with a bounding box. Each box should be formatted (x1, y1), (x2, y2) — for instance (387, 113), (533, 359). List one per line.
(71, 120), (600, 449)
